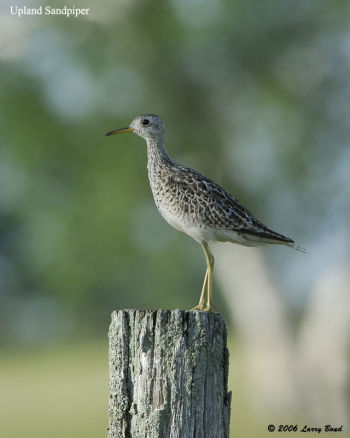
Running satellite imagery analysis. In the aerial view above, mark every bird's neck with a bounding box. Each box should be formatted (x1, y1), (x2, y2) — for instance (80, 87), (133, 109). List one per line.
(146, 137), (173, 170)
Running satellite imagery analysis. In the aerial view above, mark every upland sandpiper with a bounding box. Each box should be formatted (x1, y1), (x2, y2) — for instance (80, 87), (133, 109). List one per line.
(106, 114), (299, 311)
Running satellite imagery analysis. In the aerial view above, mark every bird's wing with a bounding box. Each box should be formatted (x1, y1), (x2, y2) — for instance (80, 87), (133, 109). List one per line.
(169, 165), (294, 244)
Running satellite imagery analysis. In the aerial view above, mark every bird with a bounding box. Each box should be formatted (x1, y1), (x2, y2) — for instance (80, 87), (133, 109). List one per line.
(106, 114), (301, 312)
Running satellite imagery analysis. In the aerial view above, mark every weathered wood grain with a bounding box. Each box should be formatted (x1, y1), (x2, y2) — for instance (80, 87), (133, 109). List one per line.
(108, 309), (231, 438)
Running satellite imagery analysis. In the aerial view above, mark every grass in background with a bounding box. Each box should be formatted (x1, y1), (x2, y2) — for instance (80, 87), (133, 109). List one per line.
(0, 339), (348, 438)
(0, 342), (108, 438)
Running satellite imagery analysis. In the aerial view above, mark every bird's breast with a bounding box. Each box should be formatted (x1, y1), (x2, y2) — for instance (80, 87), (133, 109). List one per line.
(147, 171), (209, 242)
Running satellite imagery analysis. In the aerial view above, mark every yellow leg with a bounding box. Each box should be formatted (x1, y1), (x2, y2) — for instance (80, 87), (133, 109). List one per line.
(191, 242), (215, 312)
(191, 269), (208, 310)
(201, 242), (214, 311)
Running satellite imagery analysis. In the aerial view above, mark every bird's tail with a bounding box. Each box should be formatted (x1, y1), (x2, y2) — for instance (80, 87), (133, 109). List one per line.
(288, 242), (307, 253)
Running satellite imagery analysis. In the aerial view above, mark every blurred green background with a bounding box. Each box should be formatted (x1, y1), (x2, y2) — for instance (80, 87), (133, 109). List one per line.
(1, 0), (350, 436)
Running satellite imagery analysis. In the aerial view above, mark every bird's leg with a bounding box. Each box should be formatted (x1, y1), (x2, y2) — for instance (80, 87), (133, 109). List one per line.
(201, 242), (215, 312)
(191, 242), (215, 312)
(191, 269), (208, 311)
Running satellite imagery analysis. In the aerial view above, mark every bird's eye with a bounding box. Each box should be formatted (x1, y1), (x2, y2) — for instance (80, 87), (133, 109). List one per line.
(142, 119), (150, 126)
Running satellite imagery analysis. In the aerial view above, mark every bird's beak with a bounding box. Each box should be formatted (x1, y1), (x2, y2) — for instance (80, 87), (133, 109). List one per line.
(105, 127), (134, 136)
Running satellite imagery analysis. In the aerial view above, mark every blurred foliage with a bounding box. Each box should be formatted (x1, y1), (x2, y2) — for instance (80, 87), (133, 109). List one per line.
(0, 0), (349, 345)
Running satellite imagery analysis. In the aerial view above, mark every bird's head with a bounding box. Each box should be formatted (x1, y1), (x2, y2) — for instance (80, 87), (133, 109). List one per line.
(106, 114), (165, 141)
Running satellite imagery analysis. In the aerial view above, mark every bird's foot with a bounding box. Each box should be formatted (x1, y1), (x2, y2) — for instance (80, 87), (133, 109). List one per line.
(190, 303), (206, 311)
(190, 303), (218, 312)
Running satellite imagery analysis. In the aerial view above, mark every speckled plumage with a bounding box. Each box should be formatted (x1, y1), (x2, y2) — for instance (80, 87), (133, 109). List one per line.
(145, 127), (294, 248)
(106, 114), (298, 311)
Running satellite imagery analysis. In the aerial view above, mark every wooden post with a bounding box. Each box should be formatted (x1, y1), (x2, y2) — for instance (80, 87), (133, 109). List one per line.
(108, 309), (231, 438)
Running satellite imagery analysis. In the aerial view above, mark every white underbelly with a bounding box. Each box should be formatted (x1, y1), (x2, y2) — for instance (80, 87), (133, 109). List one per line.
(156, 204), (202, 242)
(156, 203), (266, 247)
(156, 203), (243, 244)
